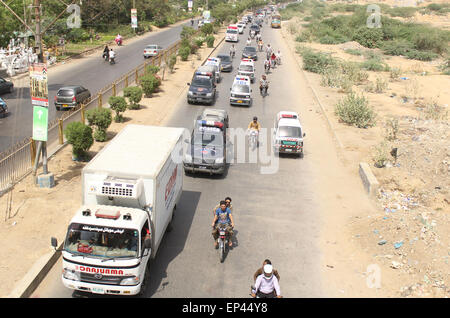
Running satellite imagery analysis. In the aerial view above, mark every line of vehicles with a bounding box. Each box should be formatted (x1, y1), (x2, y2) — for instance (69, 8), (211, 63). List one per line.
(53, 6), (295, 298)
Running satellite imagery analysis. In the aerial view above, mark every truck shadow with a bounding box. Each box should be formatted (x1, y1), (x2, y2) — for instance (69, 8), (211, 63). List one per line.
(145, 189), (201, 297)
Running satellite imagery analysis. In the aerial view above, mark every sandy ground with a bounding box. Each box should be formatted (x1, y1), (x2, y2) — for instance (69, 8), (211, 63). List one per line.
(281, 5), (449, 297)
(0, 29), (225, 298)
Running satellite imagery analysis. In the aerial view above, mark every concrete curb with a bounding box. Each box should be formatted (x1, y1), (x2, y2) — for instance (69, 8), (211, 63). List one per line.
(358, 162), (380, 198)
(6, 32), (226, 298)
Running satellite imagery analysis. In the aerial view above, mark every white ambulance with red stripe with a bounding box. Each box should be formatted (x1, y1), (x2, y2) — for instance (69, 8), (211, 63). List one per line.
(273, 111), (306, 157)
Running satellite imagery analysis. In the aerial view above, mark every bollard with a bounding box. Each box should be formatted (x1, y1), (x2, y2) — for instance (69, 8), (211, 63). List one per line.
(135, 69), (138, 82)
(125, 75), (128, 88)
(81, 104), (85, 124)
(112, 83), (116, 97)
(98, 93), (103, 108)
(30, 138), (36, 166)
(58, 119), (64, 145)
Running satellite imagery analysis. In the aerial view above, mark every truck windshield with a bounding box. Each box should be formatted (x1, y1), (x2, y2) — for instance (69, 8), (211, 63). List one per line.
(64, 223), (139, 259)
(278, 126), (302, 138)
(239, 65), (253, 72)
(193, 131), (223, 147)
(232, 84), (250, 93)
(192, 76), (212, 88)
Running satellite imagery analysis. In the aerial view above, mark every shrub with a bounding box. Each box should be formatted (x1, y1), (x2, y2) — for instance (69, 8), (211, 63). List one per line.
(372, 141), (390, 168)
(361, 59), (389, 72)
(374, 77), (388, 93)
(140, 73), (160, 97)
(206, 35), (215, 48)
(201, 23), (214, 36)
(405, 50), (438, 61)
(190, 43), (199, 54)
(178, 46), (190, 61)
(194, 37), (204, 47)
(344, 49), (363, 56)
(108, 96), (127, 122)
(66, 28), (90, 43)
(168, 54), (177, 73)
(352, 27), (383, 49)
(384, 118), (399, 141)
(299, 48), (336, 74)
(86, 108), (112, 142)
(64, 122), (93, 160)
(145, 65), (160, 75)
(180, 26), (196, 39)
(335, 92), (376, 128)
(123, 86), (143, 110)
(389, 67), (401, 80)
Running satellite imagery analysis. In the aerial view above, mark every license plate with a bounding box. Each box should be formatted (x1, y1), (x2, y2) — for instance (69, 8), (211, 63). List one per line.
(63, 104), (68, 107)
(198, 166), (208, 169)
(237, 100), (243, 103)
(285, 149), (292, 152)
(219, 231), (226, 235)
(92, 287), (105, 294)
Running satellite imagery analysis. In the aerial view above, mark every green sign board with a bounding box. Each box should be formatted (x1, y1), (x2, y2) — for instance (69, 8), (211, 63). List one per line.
(32, 106), (48, 141)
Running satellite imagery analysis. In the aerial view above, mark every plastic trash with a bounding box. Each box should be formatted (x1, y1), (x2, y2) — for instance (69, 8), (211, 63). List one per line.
(394, 241), (404, 249)
(378, 240), (387, 245)
(400, 77), (409, 80)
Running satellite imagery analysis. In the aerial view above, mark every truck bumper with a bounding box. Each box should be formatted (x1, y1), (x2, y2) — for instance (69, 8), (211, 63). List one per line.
(230, 97), (251, 106)
(187, 96), (214, 104)
(183, 163), (225, 175)
(62, 277), (142, 296)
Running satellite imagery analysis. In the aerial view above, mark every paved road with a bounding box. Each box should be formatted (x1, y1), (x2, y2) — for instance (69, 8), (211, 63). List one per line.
(31, 22), (325, 298)
(0, 20), (194, 153)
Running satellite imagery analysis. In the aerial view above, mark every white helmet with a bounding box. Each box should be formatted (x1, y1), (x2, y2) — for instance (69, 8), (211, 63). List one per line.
(263, 264), (273, 275)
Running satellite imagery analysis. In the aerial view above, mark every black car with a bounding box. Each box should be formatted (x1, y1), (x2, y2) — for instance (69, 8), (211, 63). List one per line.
(242, 46), (258, 61)
(183, 119), (227, 175)
(187, 75), (216, 105)
(249, 24), (260, 35)
(0, 77), (14, 95)
(216, 54), (233, 72)
(54, 85), (91, 110)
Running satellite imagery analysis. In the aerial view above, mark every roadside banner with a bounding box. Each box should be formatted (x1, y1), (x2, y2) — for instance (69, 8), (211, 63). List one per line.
(32, 106), (48, 142)
(188, 0), (193, 12)
(203, 10), (210, 20)
(29, 63), (48, 107)
(131, 8), (138, 28)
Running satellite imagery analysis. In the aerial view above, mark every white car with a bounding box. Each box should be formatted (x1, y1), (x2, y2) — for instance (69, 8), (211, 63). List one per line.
(273, 111), (306, 157)
(143, 44), (163, 58)
(225, 25), (239, 42)
(237, 23), (245, 34)
(230, 75), (252, 106)
(238, 59), (255, 83)
(205, 57), (222, 83)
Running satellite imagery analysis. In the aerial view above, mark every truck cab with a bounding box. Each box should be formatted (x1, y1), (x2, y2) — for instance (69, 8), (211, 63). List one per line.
(273, 111), (306, 157)
(187, 71), (216, 105)
(238, 59), (255, 83)
(230, 75), (252, 106)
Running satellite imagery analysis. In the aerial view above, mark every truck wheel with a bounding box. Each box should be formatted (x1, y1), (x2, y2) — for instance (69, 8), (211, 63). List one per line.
(137, 270), (149, 297)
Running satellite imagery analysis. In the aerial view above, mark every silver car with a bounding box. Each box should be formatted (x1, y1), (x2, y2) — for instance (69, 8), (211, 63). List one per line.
(143, 45), (163, 58)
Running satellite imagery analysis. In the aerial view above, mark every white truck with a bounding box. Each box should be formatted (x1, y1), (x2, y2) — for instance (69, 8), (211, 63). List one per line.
(53, 124), (185, 296)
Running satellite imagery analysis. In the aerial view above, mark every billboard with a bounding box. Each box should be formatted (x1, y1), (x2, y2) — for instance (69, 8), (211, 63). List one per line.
(29, 63), (48, 107)
(131, 8), (138, 28)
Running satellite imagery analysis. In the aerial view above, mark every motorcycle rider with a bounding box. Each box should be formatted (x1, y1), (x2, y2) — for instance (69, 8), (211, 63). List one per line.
(212, 201), (234, 248)
(102, 45), (109, 60)
(256, 33), (262, 42)
(246, 37), (252, 46)
(212, 197), (233, 217)
(258, 39), (264, 52)
(264, 58), (271, 73)
(109, 48), (116, 64)
(253, 259), (280, 282)
(259, 74), (269, 95)
(265, 43), (273, 60)
(276, 49), (282, 64)
(251, 264), (282, 298)
(270, 52), (277, 68)
(115, 34), (122, 45)
(229, 44), (236, 58)
(248, 116), (261, 146)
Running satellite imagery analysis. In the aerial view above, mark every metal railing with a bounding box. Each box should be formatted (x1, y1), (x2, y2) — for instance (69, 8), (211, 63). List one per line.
(0, 40), (182, 193)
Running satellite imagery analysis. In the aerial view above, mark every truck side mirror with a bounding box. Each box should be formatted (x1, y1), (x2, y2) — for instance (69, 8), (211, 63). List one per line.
(51, 237), (58, 249)
(187, 83), (190, 86)
(303, 133), (306, 137)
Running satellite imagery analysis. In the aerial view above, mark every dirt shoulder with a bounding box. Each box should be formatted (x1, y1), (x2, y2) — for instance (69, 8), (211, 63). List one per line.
(0, 29), (225, 298)
(280, 14), (449, 298)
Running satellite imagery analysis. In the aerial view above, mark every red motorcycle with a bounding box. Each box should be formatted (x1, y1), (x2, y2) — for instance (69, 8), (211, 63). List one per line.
(115, 36), (123, 46)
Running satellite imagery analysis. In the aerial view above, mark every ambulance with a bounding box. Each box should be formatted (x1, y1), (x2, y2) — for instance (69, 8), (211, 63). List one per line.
(237, 59), (255, 83)
(230, 75), (252, 106)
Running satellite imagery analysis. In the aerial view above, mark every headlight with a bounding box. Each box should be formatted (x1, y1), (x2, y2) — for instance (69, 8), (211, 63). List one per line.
(215, 157), (224, 164)
(185, 154), (192, 162)
(206, 92), (213, 97)
(231, 93), (235, 97)
(63, 268), (80, 281)
(188, 91), (194, 96)
(120, 276), (140, 286)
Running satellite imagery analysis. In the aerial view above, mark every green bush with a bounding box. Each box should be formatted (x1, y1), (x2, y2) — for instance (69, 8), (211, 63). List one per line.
(145, 65), (160, 75)
(108, 96), (128, 122)
(201, 23), (214, 36)
(361, 59), (389, 72)
(180, 26), (196, 39)
(352, 27), (383, 49)
(140, 73), (160, 97)
(206, 35), (215, 48)
(194, 37), (204, 47)
(405, 50), (438, 61)
(178, 46), (190, 61)
(64, 122), (94, 160)
(298, 47), (336, 74)
(66, 28), (90, 43)
(335, 92), (376, 128)
(123, 86), (143, 110)
(168, 54), (177, 73)
(86, 108), (112, 142)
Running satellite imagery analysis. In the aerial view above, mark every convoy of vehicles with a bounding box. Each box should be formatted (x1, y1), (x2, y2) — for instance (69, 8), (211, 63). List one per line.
(55, 124), (185, 296)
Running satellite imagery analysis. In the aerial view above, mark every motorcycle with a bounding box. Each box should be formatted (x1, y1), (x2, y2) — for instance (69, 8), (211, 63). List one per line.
(260, 82), (269, 97)
(115, 37), (122, 46)
(250, 285), (277, 298)
(258, 43), (263, 52)
(264, 63), (270, 74)
(248, 129), (259, 150)
(276, 55), (281, 65)
(250, 31), (255, 39)
(230, 50), (235, 58)
(102, 52), (109, 61)
(109, 57), (115, 65)
(216, 223), (229, 263)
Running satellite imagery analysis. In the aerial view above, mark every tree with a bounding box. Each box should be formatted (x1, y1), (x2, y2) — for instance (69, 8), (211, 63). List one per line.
(108, 96), (127, 122)
(86, 108), (112, 142)
(64, 121), (94, 161)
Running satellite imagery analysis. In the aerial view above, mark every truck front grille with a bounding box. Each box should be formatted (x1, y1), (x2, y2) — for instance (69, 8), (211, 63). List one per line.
(80, 272), (124, 285)
(101, 186), (133, 197)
